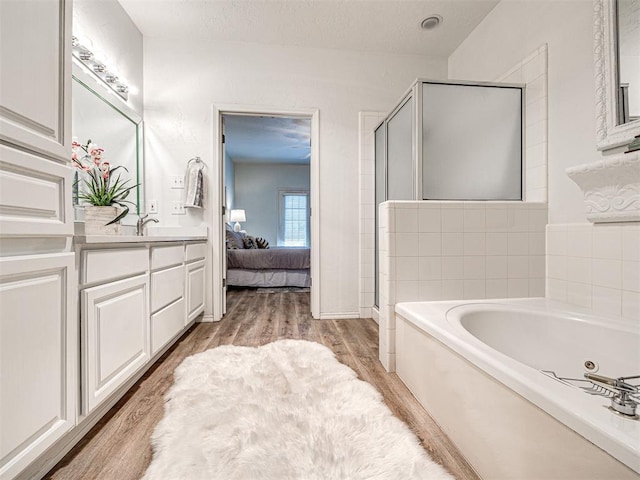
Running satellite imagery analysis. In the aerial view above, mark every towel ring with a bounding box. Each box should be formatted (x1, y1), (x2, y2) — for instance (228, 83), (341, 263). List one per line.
(187, 156), (206, 168)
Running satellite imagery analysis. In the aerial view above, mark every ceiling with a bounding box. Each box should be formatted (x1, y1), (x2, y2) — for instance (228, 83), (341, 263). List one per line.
(223, 115), (311, 165)
(118, 0), (499, 57)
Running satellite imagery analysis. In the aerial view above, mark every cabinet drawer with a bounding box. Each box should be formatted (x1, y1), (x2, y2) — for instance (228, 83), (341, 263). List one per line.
(185, 242), (207, 262)
(151, 264), (184, 312)
(83, 248), (148, 285)
(151, 245), (184, 270)
(151, 298), (185, 354)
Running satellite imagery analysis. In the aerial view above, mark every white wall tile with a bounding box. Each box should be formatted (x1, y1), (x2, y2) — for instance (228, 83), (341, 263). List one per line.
(546, 225), (567, 256)
(567, 256), (592, 285)
(567, 224), (593, 258)
(464, 256), (486, 279)
(486, 232), (508, 255)
(528, 232), (546, 255)
(567, 282), (592, 308)
(486, 209), (509, 234)
(441, 208), (464, 232)
(547, 278), (567, 302)
(508, 232), (529, 255)
(442, 256), (464, 280)
(442, 233), (464, 256)
(529, 256), (546, 278)
(508, 207), (530, 232)
(418, 208), (441, 232)
(486, 256), (508, 279)
(395, 233), (418, 256)
(592, 225), (622, 260)
(396, 257), (419, 281)
(395, 208), (418, 233)
(464, 209), (486, 232)
(622, 290), (640, 319)
(622, 225), (640, 261)
(419, 233), (442, 256)
(508, 256), (529, 279)
(622, 261), (640, 293)
(486, 279), (508, 298)
(547, 255), (567, 280)
(592, 286), (622, 316)
(592, 259), (622, 289)
(419, 257), (442, 281)
(441, 279), (464, 300)
(396, 280), (420, 303)
(464, 232), (486, 255)
(419, 280), (442, 301)
(508, 279), (529, 297)
(529, 278), (545, 297)
(464, 279), (486, 300)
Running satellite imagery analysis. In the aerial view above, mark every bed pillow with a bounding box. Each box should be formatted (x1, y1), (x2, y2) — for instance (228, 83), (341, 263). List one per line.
(243, 235), (259, 249)
(225, 225), (245, 249)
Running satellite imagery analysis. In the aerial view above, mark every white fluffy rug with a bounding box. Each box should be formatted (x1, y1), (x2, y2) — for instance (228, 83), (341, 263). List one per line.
(144, 340), (453, 480)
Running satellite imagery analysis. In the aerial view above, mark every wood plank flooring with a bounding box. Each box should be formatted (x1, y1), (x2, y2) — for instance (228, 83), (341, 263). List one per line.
(46, 289), (479, 480)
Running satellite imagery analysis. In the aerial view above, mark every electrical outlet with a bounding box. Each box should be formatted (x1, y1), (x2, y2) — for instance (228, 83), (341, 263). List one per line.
(171, 176), (185, 189)
(171, 201), (186, 215)
(148, 199), (158, 214)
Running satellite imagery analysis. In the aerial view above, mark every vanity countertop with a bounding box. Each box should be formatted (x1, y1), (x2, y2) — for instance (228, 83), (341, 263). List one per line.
(74, 234), (208, 244)
(73, 222), (208, 244)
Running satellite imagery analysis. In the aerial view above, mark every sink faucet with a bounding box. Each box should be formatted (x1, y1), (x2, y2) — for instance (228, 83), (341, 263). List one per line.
(136, 214), (159, 236)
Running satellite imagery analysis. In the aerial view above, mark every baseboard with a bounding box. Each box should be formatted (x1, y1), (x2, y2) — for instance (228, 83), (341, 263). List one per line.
(318, 312), (360, 320)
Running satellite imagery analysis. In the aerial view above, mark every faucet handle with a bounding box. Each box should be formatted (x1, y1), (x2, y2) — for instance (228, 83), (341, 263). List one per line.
(139, 213), (149, 220)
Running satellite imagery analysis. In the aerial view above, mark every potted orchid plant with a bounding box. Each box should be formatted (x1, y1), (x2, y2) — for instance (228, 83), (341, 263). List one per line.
(72, 138), (138, 234)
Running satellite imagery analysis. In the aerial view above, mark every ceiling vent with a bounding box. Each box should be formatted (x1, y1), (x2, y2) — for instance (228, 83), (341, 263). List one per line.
(420, 15), (442, 30)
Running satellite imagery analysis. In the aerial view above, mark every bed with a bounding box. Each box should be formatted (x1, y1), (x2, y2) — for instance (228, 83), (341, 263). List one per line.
(225, 226), (310, 288)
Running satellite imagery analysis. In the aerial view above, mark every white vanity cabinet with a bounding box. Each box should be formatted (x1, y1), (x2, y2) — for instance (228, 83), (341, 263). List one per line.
(185, 243), (207, 324)
(80, 248), (150, 414)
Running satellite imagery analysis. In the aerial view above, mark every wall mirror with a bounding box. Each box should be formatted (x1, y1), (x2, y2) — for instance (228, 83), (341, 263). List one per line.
(72, 61), (144, 221)
(594, 0), (640, 150)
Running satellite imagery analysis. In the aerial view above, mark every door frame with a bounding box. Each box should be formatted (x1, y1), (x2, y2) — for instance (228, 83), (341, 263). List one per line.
(211, 104), (320, 320)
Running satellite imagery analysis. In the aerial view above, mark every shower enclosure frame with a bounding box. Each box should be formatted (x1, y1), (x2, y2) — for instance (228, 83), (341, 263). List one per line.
(373, 78), (525, 308)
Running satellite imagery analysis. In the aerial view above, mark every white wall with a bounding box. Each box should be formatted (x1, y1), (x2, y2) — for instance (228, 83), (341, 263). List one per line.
(73, 0), (143, 116)
(448, 0), (596, 224)
(143, 38), (447, 316)
(234, 163), (310, 246)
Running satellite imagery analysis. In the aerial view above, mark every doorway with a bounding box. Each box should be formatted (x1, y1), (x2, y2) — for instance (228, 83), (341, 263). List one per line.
(211, 106), (320, 320)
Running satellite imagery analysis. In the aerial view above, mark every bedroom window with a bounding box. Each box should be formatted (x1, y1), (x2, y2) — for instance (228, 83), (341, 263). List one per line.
(278, 190), (310, 247)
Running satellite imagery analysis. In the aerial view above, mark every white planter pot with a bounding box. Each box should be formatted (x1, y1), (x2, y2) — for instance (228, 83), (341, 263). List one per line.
(84, 206), (121, 235)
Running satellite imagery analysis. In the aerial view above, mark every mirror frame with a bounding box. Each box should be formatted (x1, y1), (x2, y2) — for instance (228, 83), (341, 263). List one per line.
(71, 59), (144, 216)
(594, 0), (640, 151)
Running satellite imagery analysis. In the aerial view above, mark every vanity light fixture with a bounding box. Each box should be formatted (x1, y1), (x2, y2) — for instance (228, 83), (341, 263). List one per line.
(71, 35), (130, 101)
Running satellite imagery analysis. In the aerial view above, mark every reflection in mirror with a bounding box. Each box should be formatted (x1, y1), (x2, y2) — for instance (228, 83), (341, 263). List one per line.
(72, 64), (143, 222)
(616, 0), (640, 125)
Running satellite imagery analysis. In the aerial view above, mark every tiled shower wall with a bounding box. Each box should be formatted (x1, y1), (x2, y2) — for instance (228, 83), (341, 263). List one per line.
(495, 44), (549, 203)
(546, 223), (640, 320)
(379, 200), (548, 371)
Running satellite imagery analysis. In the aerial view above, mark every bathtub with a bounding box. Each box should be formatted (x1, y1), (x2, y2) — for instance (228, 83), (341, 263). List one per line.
(395, 298), (640, 480)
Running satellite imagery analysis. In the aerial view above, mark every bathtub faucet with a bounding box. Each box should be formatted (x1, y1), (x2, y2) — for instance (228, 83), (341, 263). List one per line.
(584, 373), (639, 418)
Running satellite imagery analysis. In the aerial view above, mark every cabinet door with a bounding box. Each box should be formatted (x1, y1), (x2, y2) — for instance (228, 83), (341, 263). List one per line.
(0, 0), (71, 160)
(186, 260), (205, 324)
(0, 253), (76, 479)
(81, 274), (150, 414)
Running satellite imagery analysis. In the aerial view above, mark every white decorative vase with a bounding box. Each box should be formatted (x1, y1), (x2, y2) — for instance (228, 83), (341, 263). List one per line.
(84, 205), (121, 235)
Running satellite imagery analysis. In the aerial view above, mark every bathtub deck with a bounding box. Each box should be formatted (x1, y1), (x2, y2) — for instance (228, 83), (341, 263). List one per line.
(45, 288), (479, 480)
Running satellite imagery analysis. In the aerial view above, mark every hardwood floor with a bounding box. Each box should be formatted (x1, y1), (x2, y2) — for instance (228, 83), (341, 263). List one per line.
(46, 289), (479, 480)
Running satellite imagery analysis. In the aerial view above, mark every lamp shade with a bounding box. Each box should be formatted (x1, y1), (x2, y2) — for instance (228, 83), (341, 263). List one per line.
(229, 209), (246, 223)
